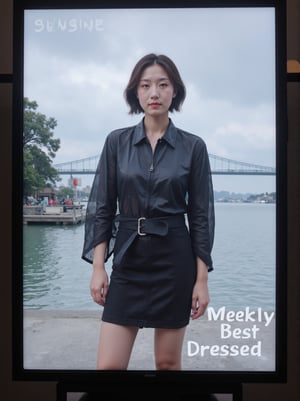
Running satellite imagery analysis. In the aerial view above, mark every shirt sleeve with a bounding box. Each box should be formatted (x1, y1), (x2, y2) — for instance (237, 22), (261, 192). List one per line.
(81, 132), (118, 264)
(187, 138), (215, 271)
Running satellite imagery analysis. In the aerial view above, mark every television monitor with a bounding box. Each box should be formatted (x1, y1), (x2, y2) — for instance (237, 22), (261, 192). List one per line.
(12, 0), (287, 392)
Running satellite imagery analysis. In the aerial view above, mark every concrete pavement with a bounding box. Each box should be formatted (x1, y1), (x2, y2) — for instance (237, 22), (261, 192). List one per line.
(23, 309), (275, 372)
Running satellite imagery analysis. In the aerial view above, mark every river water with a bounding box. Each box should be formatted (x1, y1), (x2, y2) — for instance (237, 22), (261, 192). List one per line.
(23, 202), (276, 311)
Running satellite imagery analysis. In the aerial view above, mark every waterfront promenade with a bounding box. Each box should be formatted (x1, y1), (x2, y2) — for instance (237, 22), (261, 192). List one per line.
(23, 309), (275, 372)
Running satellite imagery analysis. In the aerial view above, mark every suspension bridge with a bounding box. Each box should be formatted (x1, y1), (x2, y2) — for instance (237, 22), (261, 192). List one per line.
(53, 154), (275, 176)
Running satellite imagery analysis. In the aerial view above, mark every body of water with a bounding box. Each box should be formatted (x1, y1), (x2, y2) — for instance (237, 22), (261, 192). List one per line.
(23, 203), (276, 311)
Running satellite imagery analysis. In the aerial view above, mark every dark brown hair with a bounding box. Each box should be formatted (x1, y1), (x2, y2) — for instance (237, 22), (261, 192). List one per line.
(124, 53), (186, 114)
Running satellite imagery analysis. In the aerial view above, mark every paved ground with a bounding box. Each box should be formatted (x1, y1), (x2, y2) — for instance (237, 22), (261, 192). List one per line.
(23, 309), (275, 372)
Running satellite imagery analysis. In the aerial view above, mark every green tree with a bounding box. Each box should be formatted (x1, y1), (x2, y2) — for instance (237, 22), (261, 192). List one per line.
(57, 186), (74, 201)
(23, 98), (61, 196)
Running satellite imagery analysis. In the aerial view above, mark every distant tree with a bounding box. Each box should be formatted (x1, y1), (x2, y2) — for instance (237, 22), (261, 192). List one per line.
(23, 98), (61, 195)
(57, 186), (74, 201)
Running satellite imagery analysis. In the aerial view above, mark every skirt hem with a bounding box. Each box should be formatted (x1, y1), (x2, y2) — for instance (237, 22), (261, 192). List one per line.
(101, 315), (189, 329)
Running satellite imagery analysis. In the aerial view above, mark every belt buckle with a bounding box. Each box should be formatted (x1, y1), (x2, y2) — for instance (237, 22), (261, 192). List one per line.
(137, 217), (146, 236)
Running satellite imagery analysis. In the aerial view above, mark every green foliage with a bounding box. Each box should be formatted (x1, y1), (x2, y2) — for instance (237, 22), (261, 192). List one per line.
(57, 186), (74, 200)
(23, 98), (61, 195)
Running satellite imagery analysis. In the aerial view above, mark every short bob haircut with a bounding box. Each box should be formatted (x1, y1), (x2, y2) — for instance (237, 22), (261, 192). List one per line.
(124, 53), (186, 114)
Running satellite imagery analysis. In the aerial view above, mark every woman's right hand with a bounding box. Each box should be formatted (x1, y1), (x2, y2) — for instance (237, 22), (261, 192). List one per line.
(90, 266), (109, 306)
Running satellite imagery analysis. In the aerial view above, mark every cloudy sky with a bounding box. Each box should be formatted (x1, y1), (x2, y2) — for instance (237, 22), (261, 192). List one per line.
(24, 7), (276, 193)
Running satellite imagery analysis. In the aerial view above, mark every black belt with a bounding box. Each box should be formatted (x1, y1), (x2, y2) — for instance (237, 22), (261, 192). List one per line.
(113, 215), (185, 266)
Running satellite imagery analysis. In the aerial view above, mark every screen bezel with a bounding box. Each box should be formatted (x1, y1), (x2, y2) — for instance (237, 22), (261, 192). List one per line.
(12, 0), (287, 384)
(56, 381), (244, 400)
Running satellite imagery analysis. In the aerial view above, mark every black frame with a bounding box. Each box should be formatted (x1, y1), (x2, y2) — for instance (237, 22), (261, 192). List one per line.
(56, 381), (243, 400)
(12, 0), (287, 386)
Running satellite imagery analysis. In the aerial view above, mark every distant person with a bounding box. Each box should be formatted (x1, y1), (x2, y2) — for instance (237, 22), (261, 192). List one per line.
(38, 198), (47, 213)
(82, 53), (215, 370)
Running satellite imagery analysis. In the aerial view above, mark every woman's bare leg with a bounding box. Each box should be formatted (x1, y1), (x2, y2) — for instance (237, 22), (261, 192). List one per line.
(96, 321), (139, 370)
(154, 327), (186, 370)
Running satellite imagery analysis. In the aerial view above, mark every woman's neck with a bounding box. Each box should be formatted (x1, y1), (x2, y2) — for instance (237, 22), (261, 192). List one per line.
(144, 115), (169, 138)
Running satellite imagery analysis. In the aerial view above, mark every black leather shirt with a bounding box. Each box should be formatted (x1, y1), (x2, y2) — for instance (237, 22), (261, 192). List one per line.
(82, 118), (215, 270)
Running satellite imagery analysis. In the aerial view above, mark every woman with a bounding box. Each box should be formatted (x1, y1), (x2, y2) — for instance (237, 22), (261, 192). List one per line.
(82, 53), (214, 370)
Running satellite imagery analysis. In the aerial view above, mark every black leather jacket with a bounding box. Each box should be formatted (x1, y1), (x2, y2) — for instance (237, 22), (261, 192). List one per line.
(82, 118), (215, 270)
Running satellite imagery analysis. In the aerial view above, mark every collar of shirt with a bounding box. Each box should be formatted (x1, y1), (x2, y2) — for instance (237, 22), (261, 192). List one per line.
(133, 118), (177, 148)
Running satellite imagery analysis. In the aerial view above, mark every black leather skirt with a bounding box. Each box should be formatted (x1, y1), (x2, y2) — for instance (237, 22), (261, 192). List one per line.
(102, 216), (197, 329)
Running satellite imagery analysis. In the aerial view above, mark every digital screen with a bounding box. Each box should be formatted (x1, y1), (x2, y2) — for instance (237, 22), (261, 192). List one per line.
(16, 4), (286, 381)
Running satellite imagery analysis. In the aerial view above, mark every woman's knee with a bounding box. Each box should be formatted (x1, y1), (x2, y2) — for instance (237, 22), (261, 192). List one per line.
(154, 327), (185, 370)
(155, 356), (181, 370)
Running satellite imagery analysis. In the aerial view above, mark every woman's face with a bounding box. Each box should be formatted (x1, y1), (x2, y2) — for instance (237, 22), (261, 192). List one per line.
(136, 64), (176, 117)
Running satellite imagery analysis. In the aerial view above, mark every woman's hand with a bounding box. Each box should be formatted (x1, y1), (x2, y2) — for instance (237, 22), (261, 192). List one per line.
(191, 280), (210, 320)
(90, 242), (108, 305)
(90, 266), (109, 306)
(191, 257), (210, 320)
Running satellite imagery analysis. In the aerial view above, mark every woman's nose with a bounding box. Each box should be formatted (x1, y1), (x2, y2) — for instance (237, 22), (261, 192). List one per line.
(150, 85), (159, 98)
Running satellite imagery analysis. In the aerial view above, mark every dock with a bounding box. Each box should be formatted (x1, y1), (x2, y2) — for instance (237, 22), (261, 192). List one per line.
(23, 205), (86, 225)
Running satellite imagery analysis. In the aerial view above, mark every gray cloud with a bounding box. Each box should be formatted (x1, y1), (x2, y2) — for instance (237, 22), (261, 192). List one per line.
(24, 7), (276, 192)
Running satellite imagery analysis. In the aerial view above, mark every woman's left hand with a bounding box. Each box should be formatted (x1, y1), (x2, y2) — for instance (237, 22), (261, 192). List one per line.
(191, 280), (210, 319)
(191, 257), (210, 320)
